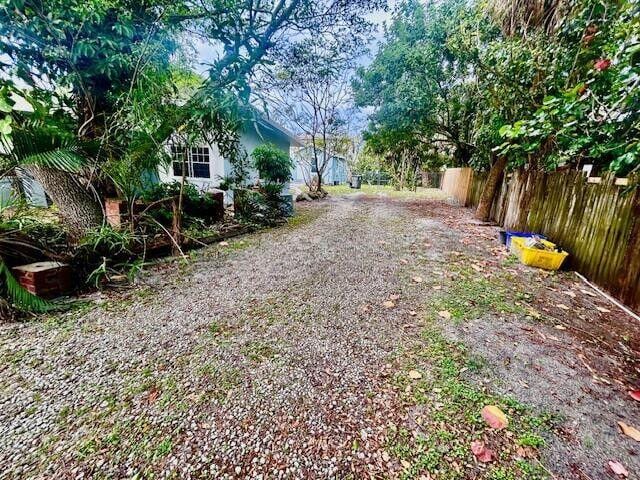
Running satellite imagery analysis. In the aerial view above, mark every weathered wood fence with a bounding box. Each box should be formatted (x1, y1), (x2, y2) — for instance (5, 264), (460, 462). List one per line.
(442, 167), (640, 310)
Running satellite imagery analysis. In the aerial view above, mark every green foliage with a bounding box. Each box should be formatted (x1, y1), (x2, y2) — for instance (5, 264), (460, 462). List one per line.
(141, 182), (222, 226)
(252, 143), (293, 183)
(356, 0), (640, 176)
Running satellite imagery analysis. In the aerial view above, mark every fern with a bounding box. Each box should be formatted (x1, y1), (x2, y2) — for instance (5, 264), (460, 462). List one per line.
(0, 260), (53, 313)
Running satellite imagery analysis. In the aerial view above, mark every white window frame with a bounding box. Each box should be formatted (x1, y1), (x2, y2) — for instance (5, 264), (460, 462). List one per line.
(171, 145), (211, 179)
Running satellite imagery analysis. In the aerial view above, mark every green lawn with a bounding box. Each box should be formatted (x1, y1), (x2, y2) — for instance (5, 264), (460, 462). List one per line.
(301, 184), (448, 199)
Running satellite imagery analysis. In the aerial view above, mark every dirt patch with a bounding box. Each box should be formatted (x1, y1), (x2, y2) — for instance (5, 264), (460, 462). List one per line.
(399, 196), (640, 479)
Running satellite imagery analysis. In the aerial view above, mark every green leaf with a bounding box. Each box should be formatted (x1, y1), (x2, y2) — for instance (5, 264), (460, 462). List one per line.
(0, 261), (54, 313)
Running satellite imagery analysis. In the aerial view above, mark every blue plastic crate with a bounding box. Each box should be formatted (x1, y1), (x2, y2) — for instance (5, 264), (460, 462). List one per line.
(505, 231), (546, 249)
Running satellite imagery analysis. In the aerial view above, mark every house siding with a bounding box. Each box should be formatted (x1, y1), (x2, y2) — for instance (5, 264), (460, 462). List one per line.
(157, 119), (293, 203)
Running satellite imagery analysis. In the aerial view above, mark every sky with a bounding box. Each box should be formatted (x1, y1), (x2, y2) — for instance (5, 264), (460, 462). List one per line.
(194, 2), (396, 73)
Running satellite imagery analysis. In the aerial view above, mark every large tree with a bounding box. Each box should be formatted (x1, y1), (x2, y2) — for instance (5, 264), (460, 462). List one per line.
(0, 0), (386, 234)
(354, 0), (478, 173)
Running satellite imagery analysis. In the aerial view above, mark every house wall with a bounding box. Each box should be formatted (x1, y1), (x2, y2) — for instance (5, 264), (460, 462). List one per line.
(292, 148), (348, 185)
(158, 121), (292, 203)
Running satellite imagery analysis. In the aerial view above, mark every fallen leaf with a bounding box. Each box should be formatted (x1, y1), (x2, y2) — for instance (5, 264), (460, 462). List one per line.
(219, 241), (230, 247)
(438, 310), (452, 320)
(412, 276), (424, 283)
(481, 406), (508, 430)
(629, 390), (640, 402)
(554, 325), (567, 330)
(564, 291), (577, 298)
(597, 306), (611, 313)
(471, 264), (483, 272)
(470, 441), (494, 463)
(408, 370), (422, 380)
(618, 421), (640, 441)
(608, 461), (629, 477)
(401, 460), (411, 469)
(147, 388), (160, 404)
(432, 285), (442, 290)
(515, 446), (536, 459)
(383, 300), (396, 309)
(408, 311), (418, 317)
(400, 259), (409, 265)
(556, 304), (571, 311)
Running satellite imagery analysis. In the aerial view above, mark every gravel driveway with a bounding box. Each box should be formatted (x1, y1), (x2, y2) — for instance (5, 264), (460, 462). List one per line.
(1, 196), (444, 479)
(1, 194), (638, 480)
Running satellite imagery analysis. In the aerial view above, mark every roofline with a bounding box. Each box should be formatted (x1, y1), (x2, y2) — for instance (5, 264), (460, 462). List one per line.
(256, 116), (302, 147)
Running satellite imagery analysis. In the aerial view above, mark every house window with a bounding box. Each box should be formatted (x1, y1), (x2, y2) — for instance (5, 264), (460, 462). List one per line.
(171, 146), (211, 179)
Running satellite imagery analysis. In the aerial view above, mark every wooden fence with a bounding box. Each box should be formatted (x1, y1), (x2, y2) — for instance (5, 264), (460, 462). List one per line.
(443, 168), (640, 310)
(441, 167), (474, 205)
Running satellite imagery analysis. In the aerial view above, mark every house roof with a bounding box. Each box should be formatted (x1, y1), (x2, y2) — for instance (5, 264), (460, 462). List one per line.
(249, 114), (302, 147)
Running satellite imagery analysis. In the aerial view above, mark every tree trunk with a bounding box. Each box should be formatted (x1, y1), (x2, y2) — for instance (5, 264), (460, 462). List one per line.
(26, 166), (104, 237)
(476, 155), (507, 222)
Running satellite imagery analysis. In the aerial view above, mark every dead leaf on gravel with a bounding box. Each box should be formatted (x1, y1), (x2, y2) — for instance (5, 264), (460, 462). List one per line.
(564, 290), (577, 298)
(618, 421), (640, 441)
(408, 370), (422, 380)
(412, 276), (424, 283)
(383, 300), (396, 309)
(481, 406), (508, 429)
(516, 446), (536, 459)
(629, 390), (640, 402)
(471, 264), (483, 272)
(147, 388), (160, 404)
(400, 259), (409, 265)
(556, 304), (571, 311)
(438, 310), (452, 320)
(554, 325), (567, 330)
(608, 461), (629, 477)
(433, 285), (442, 290)
(408, 311), (418, 317)
(219, 241), (230, 247)
(596, 306), (611, 313)
(471, 440), (494, 463)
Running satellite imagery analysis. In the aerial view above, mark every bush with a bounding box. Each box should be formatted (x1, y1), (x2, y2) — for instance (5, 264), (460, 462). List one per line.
(141, 182), (223, 225)
(252, 143), (293, 184)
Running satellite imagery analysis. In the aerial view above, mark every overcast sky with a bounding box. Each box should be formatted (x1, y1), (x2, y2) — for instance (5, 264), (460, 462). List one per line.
(194, 2), (396, 72)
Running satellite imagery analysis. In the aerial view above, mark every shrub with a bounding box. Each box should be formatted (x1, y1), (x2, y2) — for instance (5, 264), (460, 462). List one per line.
(141, 182), (222, 225)
(252, 143), (293, 184)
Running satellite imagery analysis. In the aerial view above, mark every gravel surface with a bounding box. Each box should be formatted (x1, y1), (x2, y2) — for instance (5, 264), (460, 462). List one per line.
(0, 196), (443, 479)
(1, 194), (638, 479)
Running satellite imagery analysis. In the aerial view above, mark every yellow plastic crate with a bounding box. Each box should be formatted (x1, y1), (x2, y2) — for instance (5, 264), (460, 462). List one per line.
(510, 237), (569, 271)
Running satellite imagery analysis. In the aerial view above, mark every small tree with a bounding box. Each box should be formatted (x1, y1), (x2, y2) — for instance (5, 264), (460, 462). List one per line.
(252, 143), (294, 184)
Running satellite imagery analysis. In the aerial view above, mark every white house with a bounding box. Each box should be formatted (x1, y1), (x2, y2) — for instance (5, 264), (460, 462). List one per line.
(158, 116), (300, 201)
(291, 146), (348, 186)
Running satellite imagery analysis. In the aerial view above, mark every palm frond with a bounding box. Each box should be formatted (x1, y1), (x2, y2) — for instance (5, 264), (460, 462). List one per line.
(0, 260), (53, 313)
(0, 119), (87, 173)
(489, 0), (568, 37)
(21, 148), (86, 172)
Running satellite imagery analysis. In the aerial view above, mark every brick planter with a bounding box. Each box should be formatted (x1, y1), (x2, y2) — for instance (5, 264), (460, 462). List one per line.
(12, 262), (72, 299)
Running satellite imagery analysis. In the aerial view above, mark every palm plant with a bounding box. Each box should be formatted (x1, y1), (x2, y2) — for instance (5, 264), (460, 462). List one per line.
(489, 0), (568, 36)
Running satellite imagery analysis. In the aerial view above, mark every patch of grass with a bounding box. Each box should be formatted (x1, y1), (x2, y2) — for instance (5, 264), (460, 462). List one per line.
(285, 207), (324, 230)
(241, 340), (278, 362)
(309, 184), (448, 200)
(154, 438), (173, 458)
(430, 266), (526, 322)
(387, 322), (553, 480)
